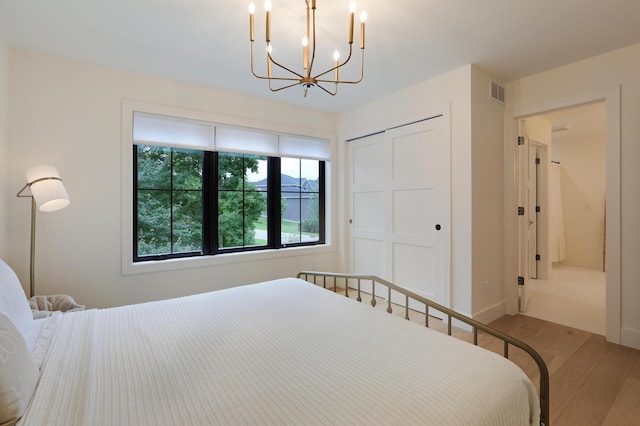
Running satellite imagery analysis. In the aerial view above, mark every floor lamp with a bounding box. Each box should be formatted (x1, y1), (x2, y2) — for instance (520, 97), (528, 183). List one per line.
(16, 165), (70, 298)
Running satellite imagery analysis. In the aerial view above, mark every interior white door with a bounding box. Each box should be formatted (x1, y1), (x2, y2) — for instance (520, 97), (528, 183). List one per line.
(348, 132), (389, 286)
(517, 120), (531, 312)
(387, 119), (450, 308)
(348, 115), (450, 312)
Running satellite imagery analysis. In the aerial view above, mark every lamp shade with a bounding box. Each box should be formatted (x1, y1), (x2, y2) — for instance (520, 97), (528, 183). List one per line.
(25, 166), (70, 212)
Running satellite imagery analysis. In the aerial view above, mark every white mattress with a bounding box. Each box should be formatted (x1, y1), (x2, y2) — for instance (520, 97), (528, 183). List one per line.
(21, 278), (539, 425)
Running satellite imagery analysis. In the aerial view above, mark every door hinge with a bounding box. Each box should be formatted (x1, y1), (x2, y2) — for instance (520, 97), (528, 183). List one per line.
(518, 206), (525, 215)
(535, 157), (541, 164)
(536, 254), (541, 261)
(518, 276), (525, 285)
(517, 136), (525, 145)
(536, 206), (541, 213)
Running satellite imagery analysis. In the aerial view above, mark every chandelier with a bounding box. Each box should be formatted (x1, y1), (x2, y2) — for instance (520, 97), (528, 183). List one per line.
(249, 0), (367, 96)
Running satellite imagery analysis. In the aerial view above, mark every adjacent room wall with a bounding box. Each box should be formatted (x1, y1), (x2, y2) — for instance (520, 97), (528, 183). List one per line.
(507, 42), (640, 349)
(553, 132), (606, 270)
(0, 36), (8, 259)
(525, 116), (552, 146)
(470, 66), (506, 322)
(6, 48), (339, 308)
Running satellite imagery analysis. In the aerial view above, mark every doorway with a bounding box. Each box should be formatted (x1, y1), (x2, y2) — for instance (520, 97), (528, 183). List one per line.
(519, 102), (607, 335)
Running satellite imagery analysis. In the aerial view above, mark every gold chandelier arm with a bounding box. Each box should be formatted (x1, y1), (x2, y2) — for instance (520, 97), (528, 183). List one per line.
(315, 82), (338, 96)
(316, 50), (365, 85)
(251, 41), (301, 82)
(268, 51), (305, 80)
(250, 41), (271, 79)
(313, 44), (354, 80)
(268, 80), (302, 92)
(308, 6), (317, 78)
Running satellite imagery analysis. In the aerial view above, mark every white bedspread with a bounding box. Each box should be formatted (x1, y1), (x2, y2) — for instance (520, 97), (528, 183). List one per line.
(21, 278), (539, 425)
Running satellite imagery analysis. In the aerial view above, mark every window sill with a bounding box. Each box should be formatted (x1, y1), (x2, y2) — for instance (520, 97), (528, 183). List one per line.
(122, 243), (334, 276)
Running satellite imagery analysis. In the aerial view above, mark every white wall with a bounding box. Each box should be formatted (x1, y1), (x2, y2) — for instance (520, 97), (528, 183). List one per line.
(6, 49), (339, 308)
(0, 36), (8, 259)
(507, 42), (640, 349)
(525, 116), (552, 146)
(553, 133), (606, 270)
(338, 65), (475, 316)
(470, 66), (506, 321)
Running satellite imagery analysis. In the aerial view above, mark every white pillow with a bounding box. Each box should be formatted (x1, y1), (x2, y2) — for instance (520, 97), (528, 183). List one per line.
(0, 312), (40, 425)
(0, 258), (34, 345)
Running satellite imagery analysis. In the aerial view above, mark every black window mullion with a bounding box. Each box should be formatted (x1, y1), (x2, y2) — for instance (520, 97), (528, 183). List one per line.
(202, 151), (216, 255)
(242, 156), (247, 245)
(298, 161), (302, 242)
(267, 157), (281, 248)
(133, 145), (139, 261)
(318, 161), (326, 244)
(169, 149), (175, 254)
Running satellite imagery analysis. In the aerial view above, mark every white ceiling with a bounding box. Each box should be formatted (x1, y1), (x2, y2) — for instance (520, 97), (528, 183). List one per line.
(543, 102), (606, 141)
(1, 0), (640, 113)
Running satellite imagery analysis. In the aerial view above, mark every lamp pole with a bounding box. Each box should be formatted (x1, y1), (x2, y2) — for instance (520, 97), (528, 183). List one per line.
(17, 169), (71, 298)
(28, 196), (36, 298)
(17, 184), (38, 298)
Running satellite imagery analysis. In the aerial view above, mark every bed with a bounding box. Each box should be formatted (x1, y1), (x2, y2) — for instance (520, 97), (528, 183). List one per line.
(0, 259), (548, 426)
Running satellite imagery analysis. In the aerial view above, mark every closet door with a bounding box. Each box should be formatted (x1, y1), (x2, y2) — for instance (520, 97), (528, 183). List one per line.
(348, 115), (450, 309)
(348, 132), (389, 288)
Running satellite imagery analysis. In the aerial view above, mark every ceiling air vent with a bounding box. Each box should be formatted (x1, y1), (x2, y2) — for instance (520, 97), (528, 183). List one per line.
(490, 80), (505, 104)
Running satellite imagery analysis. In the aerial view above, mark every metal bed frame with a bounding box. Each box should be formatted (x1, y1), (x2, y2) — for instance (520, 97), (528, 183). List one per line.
(297, 271), (550, 426)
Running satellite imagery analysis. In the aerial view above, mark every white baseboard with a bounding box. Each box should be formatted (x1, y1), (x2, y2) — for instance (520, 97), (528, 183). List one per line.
(472, 301), (507, 324)
(621, 327), (640, 351)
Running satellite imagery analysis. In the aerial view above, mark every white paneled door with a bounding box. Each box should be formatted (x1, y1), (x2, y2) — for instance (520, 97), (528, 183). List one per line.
(348, 115), (451, 311)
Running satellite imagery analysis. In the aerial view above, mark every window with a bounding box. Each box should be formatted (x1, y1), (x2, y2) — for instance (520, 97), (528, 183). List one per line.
(217, 152), (268, 249)
(132, 112), (328, 262)
(280, 158), (323, 245)
(135, 146), (204, 258)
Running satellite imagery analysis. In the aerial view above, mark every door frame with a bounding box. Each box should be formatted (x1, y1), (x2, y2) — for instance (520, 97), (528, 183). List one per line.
(504, 86), (621, 343)
(516, 120), (530, 312)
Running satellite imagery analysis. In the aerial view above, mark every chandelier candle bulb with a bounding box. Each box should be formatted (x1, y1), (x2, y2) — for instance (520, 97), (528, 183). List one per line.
(265, 0), (272, 42)
(349, 2), (356, 43)
(303, 36), (309, 69)
(249, 3), (255, 41)
(333, 50), (340, 81)
(360, 11), (366, 49)
(267, 44), (272, 77)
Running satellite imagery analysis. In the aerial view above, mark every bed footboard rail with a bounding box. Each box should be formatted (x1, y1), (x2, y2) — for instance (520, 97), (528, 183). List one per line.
(297, 271), (550, 426)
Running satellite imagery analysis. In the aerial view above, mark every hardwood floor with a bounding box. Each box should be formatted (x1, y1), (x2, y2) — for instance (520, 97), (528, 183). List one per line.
(486, 315), (640, 426)
(334, 288), (640, 425)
